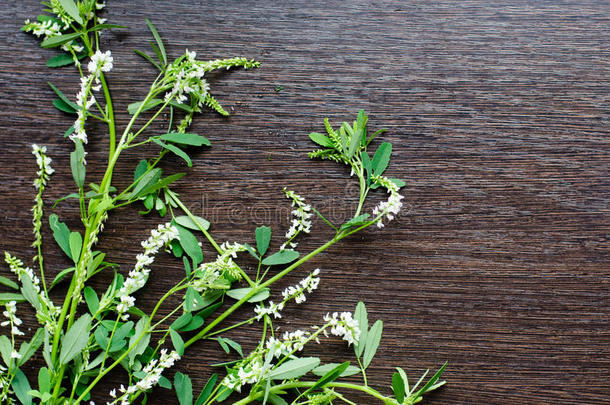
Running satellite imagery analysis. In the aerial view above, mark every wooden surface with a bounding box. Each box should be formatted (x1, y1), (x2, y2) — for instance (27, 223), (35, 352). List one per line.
(1, 1), (609, 403)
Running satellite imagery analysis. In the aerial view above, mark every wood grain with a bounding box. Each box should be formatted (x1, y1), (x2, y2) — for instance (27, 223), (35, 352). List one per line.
(0, 1), (608, 403)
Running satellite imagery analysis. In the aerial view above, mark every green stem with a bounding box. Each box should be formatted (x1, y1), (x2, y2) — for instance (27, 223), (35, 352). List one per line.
(169, 193), (255, 287)
(233, 381), (391, 405)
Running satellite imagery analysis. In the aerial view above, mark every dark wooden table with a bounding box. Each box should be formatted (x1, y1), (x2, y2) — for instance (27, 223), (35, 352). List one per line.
(1, 1), (608, 404)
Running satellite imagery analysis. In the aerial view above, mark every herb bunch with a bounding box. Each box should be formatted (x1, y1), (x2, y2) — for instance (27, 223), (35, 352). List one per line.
(2, 1), (445, 404)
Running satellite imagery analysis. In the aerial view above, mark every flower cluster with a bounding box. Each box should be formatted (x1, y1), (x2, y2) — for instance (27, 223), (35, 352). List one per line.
(267, 329), (314, 358)
(108, 349), (180, 404)
(115, 224), (178, 319)
(371, 175), (404, 228)
(281, 188), (313, 250)
(253, 300), (284, 320)
(282, 268), (320, 304)
(254, 269), (320, 322)
(1, 301), (24, 338)
(323, 311), (360, 346)
(31, 144), (54, 260)
(193, 242), (247, 290)
(221, 355), (265, 393)
(163, 50), (209, 104)
(71, 50), (114, 144)
(162, 52), (259, 117)
(5, 253), (58, 332)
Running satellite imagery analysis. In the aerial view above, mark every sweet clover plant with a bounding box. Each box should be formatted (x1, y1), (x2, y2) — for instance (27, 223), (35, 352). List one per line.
(1, 1), (446, 404)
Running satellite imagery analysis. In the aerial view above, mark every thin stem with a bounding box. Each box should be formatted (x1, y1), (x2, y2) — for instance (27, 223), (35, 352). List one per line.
(169, 192), (255, 287)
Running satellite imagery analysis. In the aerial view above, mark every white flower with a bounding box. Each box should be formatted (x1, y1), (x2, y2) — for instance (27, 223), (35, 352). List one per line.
(323, 311), (360, 346)
(281, 268), (320, 304)
(88, 50), (114, 74)
(371, 176), (404, 228)
(254, 301), (284, 320)
(11, 350), (22, 359)
(108, 349), (180, 404)
(281, 188), (312, 250)
(116, 224), (178, 319)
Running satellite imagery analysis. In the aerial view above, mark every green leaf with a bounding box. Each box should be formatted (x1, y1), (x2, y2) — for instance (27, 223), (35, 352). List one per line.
(18, 328), (44, 366)
(152, 138), (192, 167)
(226, 287), (270, 303)
(49, 214), (72, 259)
(145, 18), (167, 65)
(48, 82), (79, 111)
(83, 286), (99, 315)
(312, 363), (361, 377)
(194, 373), (218, 405)
(396, 367), (409, 396)
(269, 357), (320, 380)
(184, 287), (207, 312)
(255, 226), (271, 256)
(347, 112), (366, 158)
(129, 168), (161, 199)
(371, 142), (392, 176)
(0, 292), (25, 304)
(41, 32), (81, 48)
(58, 0), (83, 24)
(53, 98), (77, 114)
(157, 375), (172, 389)
(0, 276), (18, 290)
(174, 215), (210, 232)
(180, 316), (204, 332)
(87, 23), (126, 32)
(219, 337), (243, 357)
(69, 231), (82, 263)
(129, 317), (150, 365)
(12, 369), (32, 405)
(309, 132), (334, 148)
(134, 49), (163, 71)
(159, 133), (211, 147)
(175, 224), (203, 266)
(412, 363), (447, 399)
(59, 314), (91, 365)
(361, 150), (372, 183)
(341, 213), (371, 231)
(139, 172), (186, 196)
(0, 335), (12, 367)
(262, 249), (299, 266)
(362, 319), (383, 369)
(21, 276), (41, 311)
(174, 372), (193, 405)
(46, 52), (84, 68)
(38, 367), (51, 395)
(50, 267), (75, 289)
(354, 302), (368, 358)
(217, 337), (230, 353)
(127, 98), (164, 115)
(392, 371), (405, 403)
(267, 393), (289, 405)
(134, 159), (148, 181)
(306, 361), (350, 395)
(170, 328), (185, 356)
(171, 313), (193, 331)
(70, 142), (86, 188)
